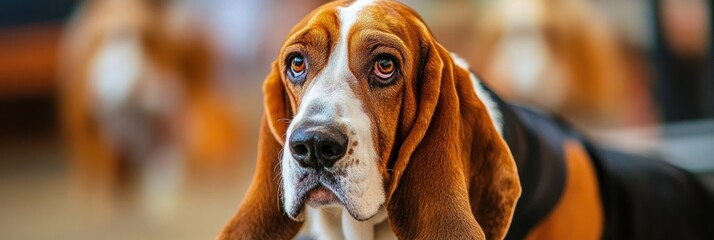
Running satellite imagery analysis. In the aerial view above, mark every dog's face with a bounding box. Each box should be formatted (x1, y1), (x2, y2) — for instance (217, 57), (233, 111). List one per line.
(221, 1), (520, 237)
(277, 0), (429, 221)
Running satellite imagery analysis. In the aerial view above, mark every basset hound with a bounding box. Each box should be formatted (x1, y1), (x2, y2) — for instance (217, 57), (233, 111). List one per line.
(59, 0), (241, 212)
(219, 0), (714, 239)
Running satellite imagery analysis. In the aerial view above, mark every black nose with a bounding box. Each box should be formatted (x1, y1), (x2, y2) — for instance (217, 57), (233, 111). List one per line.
(289, 126), (348, 169)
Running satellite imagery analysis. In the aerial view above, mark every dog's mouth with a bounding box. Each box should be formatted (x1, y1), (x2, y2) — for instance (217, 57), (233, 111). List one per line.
(287, 174), (379, 221)
(290, 182), (345, 218)
(305, 185), (340, 207)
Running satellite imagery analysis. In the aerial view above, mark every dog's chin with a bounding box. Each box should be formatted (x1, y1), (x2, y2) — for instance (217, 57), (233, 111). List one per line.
(286, 186), (381, 222)
(343, 203), (381, 222)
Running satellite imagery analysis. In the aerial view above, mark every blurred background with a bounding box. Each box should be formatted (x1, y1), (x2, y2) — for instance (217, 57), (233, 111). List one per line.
(0, 0), (712, 239)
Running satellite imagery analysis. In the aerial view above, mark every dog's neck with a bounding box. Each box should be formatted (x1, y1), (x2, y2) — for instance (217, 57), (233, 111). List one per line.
(303, 206), (394, 240)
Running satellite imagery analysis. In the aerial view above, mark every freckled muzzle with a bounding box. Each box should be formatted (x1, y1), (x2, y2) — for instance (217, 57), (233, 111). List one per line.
(282, 116), (384, 221)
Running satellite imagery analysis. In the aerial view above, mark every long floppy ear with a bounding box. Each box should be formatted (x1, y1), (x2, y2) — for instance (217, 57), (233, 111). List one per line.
(462, 70), (522, 240)
(262, 60), (294, 144)
(386, 40), (521, 239)
(218, 61), (301, 239)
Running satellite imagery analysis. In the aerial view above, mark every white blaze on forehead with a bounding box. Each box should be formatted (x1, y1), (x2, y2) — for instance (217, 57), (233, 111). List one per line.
(319, 0), (375, 83)
(339, 0), (375, 38)
(451, 53), (504, 135)
(89, 30), (144, 110)
(291, 0), (376, 120)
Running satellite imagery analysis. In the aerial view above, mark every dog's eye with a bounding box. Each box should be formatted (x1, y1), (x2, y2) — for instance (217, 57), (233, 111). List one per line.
(287, 55), (307, 83)
(370, 57), (398, 87)
(373, 58), (395, 79)
(291, 55), (305, 73)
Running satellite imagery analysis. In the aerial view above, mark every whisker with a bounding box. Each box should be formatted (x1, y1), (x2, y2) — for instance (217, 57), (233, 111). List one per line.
(273, 151), (284, 181)
(323, 206), (340, 218)
(274, 149), (285, 172)
(277, 175), (284, 210)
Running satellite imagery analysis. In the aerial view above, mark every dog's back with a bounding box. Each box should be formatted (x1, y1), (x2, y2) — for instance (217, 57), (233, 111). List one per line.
(496, 93), (714, 239)
(593, 147), (714, 239)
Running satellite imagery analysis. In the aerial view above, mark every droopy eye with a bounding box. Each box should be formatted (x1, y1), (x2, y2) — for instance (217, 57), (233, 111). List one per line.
(370, 56), (398, 87)
(373, 58), (395, 79)
(288, 54), (307, 83)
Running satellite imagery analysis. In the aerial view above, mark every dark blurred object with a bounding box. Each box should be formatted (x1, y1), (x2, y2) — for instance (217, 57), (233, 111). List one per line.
(0, 0), (76, 27)
(653, 0), (714, 122)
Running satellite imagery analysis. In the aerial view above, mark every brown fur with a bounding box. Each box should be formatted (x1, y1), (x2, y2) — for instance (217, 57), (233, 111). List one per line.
(526, 141), (603, 239)
(384, 41), (521, 239)
(217, 115), (303, 239)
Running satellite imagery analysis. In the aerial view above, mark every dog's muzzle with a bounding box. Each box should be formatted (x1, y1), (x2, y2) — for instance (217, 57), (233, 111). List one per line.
(282, 98), (384, 221)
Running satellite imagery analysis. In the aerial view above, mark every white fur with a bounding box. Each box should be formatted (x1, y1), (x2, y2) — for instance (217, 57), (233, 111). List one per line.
(304, 206), (392, 240)
(282, 1), (386, 237)
(342, 207), (389, 240)
(450, 53), (504, 135)
(307, 207), (344, 240)
(89, 30), (144, 111)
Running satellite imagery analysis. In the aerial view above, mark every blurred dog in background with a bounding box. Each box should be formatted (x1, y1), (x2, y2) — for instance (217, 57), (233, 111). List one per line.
(58, 0), (241, 218)
(434, 0), (652, 132)
(471, 0), (628, 129)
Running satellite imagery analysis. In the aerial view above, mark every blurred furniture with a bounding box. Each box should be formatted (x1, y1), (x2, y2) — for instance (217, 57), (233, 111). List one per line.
(0, 0), (77, 148)
(652, 0), (714, 122)
(593, 119), (714, 174)
(0, 25), (62, 98)
(0, 0), (76, 98)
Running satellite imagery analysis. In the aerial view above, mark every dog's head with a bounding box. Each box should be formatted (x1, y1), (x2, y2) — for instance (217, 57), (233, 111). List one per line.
(258, 0), (520, 238)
